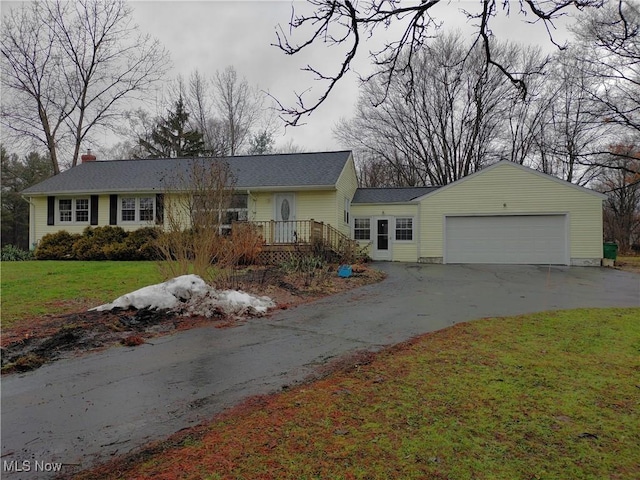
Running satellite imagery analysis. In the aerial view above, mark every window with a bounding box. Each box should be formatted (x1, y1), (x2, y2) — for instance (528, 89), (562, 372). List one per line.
(139, 197), (154, 221)
(222, 193), (249, 235)
(354, 218), (371, 240)
(75, 198), (89, 222)
(395, 217), (413, 241)
(59, 199), (72, 222)
(120, 196), (155, 223)
(121, 198), (136, 222)
(59, 198), (89, 223)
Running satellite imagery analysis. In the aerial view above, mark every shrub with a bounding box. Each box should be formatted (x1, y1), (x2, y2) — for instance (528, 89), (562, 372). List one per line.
(125, 227), (160, 260)
(73, 226), (127, 260)
(34, 227), (161, 261)
(280, 253), (328, 287)
(35, 231), (81, 260)
(102, 242), (138, 260)
(228, 223), (263, 266)
(1, 245), (34, 261)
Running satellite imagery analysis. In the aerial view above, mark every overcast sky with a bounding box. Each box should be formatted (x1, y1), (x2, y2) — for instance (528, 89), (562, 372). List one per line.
(2, 0), (581, 156)
(127, 0), (579, 153)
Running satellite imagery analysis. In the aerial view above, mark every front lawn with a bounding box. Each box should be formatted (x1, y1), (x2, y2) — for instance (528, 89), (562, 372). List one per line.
(1, 261), (163, 328)
(75, 307), (640, 480)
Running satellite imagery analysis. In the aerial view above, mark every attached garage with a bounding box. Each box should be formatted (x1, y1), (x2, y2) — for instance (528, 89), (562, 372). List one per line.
(444, 214), (569, 265)
(352, 161), (605, 266)
(417, 161), (605, 266)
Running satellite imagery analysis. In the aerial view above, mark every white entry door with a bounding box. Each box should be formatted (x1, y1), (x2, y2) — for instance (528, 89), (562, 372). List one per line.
(372, 217), (392, 260)
(274, 193), (296, 242)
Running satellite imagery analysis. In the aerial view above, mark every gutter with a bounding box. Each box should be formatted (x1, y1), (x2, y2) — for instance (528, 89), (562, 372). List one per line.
(22, 185), (338, 197)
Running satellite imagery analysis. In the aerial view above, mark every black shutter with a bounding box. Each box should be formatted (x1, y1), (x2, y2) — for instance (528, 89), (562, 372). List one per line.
(47, 196), (55, 226)
(109, 195), (118, 225)
(155, 193), (164, 225)
(90, 195), (99, 225)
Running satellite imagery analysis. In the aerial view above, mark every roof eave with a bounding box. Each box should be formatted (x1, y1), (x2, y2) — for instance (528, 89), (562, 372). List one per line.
(352, 200), (420, 206)
(238, 185), (336, 192)
(24, 184), (338, 196)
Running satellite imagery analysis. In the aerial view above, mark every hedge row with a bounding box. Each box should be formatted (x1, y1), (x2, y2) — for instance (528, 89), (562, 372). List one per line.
(35, 226), (159, 261)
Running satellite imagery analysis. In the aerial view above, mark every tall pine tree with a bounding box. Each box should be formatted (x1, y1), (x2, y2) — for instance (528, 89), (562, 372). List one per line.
(138, 97), (206, 158)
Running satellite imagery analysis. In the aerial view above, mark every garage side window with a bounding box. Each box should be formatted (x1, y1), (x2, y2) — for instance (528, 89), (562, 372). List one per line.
(395, 217), (413, 241)
(354, 218), (371, 240)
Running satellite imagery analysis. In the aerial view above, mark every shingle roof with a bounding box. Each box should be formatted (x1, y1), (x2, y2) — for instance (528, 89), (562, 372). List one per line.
(22, 151), (353, 195)
(352, 187), (439, 204)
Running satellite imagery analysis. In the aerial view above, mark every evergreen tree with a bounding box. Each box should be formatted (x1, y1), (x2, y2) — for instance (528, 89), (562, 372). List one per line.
(138, 97), (206, 158)
(1, 146), (53, 249)
(247, 130), (275, 155)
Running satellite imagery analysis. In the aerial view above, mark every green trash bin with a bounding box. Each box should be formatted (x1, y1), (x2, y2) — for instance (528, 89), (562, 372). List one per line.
(603, 242), (618, 260)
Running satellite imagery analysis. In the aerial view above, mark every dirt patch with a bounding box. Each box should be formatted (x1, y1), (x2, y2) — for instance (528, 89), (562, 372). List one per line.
(1, 265), (385, 374)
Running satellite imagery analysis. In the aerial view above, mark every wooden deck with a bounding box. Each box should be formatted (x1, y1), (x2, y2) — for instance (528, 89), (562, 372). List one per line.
(236, 220), (358, 264)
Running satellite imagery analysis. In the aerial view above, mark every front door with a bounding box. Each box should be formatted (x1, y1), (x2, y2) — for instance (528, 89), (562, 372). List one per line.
(372, 217), (392, 260)
(274, 193), (296, 242)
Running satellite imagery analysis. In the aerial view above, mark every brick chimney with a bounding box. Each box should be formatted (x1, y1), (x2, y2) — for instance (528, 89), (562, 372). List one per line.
(81, 149), (96, 163)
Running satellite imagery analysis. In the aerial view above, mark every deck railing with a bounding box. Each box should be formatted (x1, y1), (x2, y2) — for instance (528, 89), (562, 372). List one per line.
(240, 219), (358, 260)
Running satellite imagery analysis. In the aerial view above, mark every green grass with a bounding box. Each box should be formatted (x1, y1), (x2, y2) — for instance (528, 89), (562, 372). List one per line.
(1, 261), (164, 328)
(75, 307), (640, 480)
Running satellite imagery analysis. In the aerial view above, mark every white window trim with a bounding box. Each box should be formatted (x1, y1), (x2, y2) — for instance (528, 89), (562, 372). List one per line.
(57, 197), (90, 225)
(394, 217), (415, 242)
(353, 217), (371, 241)
(118, 196), (156, 225)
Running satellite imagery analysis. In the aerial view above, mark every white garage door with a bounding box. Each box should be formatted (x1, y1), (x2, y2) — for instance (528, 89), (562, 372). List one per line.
(445, 215), (568, 265)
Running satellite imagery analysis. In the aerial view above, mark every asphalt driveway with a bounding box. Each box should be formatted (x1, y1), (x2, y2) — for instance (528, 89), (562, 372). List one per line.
(2, 263), (638, 478)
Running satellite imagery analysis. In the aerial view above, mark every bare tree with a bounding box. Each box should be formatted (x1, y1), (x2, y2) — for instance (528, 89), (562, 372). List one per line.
(156, 159), (236, 281)
(595, 142), (640, 252)
(497, 46), (553, 165)
(273, 138), (307, 154)
(572, 0), (640, 136)
(273, 0), (604, 126)
(175, 71), (229, 157)
(530, 51), (607, 185)
(564, 0), (640, 175)
(1, 0), (170, 174)
(214, 66), (262, 156)
(164, 67), (267, 157)
(335, 35), (519, 186)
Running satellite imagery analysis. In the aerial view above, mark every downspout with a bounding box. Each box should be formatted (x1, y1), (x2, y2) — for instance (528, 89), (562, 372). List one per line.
(416, 200), (421, 262)
(21, 195), (37, 250)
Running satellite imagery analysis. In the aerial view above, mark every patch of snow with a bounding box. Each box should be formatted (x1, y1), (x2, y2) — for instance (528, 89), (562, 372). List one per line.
(91, 274), (275, 317)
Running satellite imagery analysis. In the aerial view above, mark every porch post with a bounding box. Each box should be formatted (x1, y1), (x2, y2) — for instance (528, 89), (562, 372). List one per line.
(269, 219), (275, 244)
